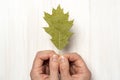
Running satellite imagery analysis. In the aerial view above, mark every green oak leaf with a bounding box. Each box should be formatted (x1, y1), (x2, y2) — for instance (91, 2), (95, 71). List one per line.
(43, 5), (74, 50)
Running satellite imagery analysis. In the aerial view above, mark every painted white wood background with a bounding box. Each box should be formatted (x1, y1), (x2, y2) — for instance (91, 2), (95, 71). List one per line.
(0, 0), (120, 80)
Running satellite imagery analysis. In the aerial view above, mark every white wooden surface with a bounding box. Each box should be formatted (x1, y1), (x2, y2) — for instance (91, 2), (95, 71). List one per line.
(0, 0), (120, 80)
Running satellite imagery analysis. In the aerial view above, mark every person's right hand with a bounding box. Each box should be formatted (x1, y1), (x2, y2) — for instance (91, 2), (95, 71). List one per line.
(59, 53), (91, 80)
(30, 50), (59, 80)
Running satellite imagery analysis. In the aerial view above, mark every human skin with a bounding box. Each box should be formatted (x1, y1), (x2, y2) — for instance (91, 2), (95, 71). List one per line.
(30, 50), (91, 80)
(59, 53), (91, 80)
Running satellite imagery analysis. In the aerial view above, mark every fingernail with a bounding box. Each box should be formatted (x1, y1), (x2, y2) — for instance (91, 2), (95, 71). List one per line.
(60, 56), (65, 62)
(52, 55), (58, 62)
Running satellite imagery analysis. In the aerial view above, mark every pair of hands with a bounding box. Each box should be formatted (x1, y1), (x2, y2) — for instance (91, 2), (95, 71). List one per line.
(30, 50), (91, 80)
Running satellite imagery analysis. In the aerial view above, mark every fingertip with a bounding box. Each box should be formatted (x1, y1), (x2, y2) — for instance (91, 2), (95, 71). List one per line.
(59, 56), (70, 78)
(52, 54), (59, 62)
(59, 56), (69, 69)
(59, 56), (70, 71)
(49, 54), (59, 80)
(49, 54), (59, 70)
(60, 56), (65, 62)
(48, 50), (58, 57)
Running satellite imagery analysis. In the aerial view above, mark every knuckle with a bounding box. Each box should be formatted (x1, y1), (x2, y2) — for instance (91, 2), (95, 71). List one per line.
(73, 53), (82, 59)
(36, 51), (42, 56)
(73, 52), (79, 56)
(64, 52), (80, 58)
(36, 50), (55, 55)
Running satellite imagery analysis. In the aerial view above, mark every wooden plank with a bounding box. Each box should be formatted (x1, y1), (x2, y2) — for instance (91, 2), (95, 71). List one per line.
(90, 0), (120, 79)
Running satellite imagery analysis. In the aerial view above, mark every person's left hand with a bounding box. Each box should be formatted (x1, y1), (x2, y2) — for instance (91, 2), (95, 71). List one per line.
(59, 53), (91, 80)
(30, 50), (59, 80)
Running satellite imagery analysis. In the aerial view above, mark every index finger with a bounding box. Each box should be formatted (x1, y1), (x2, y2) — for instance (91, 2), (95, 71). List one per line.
(63, 53), (86, 67)
(32, 50), (55, 69)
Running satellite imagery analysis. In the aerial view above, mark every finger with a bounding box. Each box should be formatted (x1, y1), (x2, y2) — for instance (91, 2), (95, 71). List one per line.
(49, 54), (59, 80)
(31, 50), (55, 74)
(64, 53), (90, 74)
(59, 56), (71, 79)
(64, 53), (86, 67)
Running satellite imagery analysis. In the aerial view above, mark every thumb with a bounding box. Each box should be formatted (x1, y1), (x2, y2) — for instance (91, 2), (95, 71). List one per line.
(49, 54), (59, 80)
(59, 56), (71, 79)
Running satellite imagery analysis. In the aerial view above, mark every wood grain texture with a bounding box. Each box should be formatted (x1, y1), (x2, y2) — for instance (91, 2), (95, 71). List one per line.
(0, 0), (120, 80)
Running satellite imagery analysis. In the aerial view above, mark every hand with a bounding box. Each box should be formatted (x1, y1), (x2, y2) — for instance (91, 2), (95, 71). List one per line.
(30, 50), (59, 80)
(59, 53), (91, 80)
